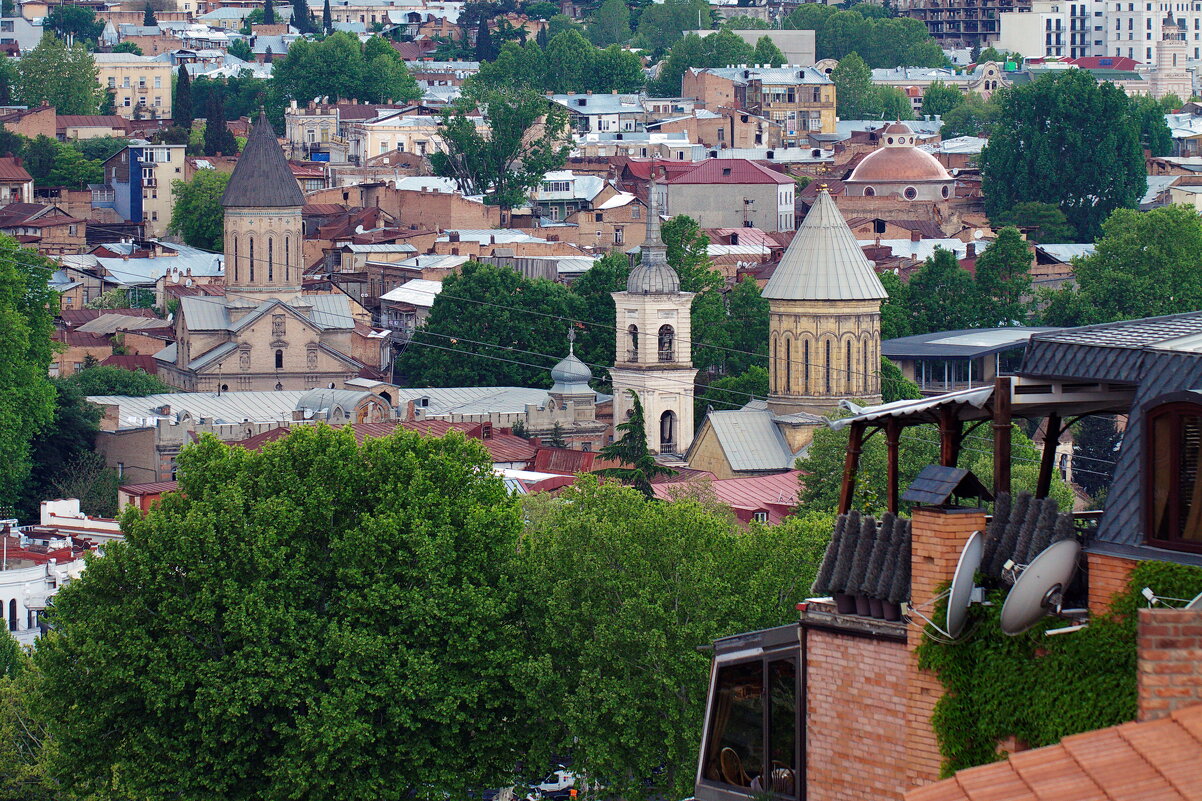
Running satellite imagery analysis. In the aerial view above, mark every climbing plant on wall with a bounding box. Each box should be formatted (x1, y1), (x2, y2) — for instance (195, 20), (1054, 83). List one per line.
(917, 560), (1202, 776)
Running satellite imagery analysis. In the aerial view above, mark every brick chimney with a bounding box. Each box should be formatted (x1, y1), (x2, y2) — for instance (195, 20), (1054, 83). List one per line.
(965, 242), (976, 259)
(910, 229), (922, 243)
(1138, 607), (1202, 721)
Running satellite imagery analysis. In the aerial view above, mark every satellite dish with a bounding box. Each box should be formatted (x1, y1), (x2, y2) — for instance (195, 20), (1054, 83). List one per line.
(946, 529), (984, 639)
(1000, 539), (1080, 635)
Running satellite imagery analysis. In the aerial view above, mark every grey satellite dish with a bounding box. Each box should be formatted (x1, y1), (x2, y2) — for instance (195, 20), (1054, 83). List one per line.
(1186, 591), (1202, 609)
(946, 529), (984, 639)
(1000, 539), (1080, 635)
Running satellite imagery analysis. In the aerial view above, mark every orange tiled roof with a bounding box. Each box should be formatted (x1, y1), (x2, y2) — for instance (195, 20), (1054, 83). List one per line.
(906, 704), (1202, 801)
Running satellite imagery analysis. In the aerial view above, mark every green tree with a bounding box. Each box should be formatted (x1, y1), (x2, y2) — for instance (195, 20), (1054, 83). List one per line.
(430, 86), (570, 208)
(980, 70), (1145, 241)
(174, 63), (194, 129)
(361, 37), (421, 103)
(905, 247), (979, 334)
(291, 0), (312, 33)
(44, 4), (103, 43)
(35, 424), (527, 799)
(990, 200), (1076, 244)
(974, 227), (1033, 326)
(143, 2), (157, 25)
(524, 1), (559, 19)
(877, 269), (911, 340)
(877, 85), (914, 120)
(596, 390), (675, 496)
(939, 92), (1001, 138)
(475, 15), (495, 61)
(64, 365), (171, 396)
(724, 275), (769, 375)
(544, 29), (594, 93)
(203, 92), (237, 155)
(782, 5), (943, 68)
(977, 46), (1016, 64)
(44, 144), (101, 189)
(920, 81), (963, 118)
(589, 0), (631, 45)
(323, 0), (333, 34)
(399, 262), (584, 387)
(473, 40), (547, 90)
(15, 35), (104, 115)
(1130, 93), (1173, 157)
(1160, 93), (1184, 111)
(0, 236), (56, 513)
(752, 34), (785, 66)
(271, 32), (419, 110)
(1040, 204), (1202, 326)
(634, 0), (712, 52)
(263, 0), (276, 24)
(0, 58), (15, 107)
(228, 37), (254, 61)
(643, 29), (756, 95)
(831, 52), (880, 119)
(1072, 414), (1121, 502)
(17, 377), (102, 521)
(569, 251), (629, 373)
(112, 40), (143, 55)
(170, 170), (231, 250)
(721, 15), (771, 29)
(589, 44), (644, 93)
(546, 13), (582, 38)
(519, 476), (831, 799)
(880, 356), (922, 403)
(661, 214), (717, 293)
(21, 136), (56, 185)
(694, 364), (768, 426)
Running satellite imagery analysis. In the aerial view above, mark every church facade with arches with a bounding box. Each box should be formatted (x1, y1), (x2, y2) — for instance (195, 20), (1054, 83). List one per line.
(156, 113), (390, 392)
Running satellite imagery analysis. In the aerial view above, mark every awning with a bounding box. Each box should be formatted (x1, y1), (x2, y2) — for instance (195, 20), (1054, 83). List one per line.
(829, 386), (994, 431)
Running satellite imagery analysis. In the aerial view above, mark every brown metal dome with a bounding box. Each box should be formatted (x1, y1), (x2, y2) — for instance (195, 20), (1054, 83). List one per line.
(847, 145), (952, 183)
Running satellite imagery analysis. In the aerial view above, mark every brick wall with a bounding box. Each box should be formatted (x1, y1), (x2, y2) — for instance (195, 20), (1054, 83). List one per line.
(1087, 551), (1136, 615)
(806, 628), (909, 801)
(1137, 607), (1202, 721)
(905, 507), (986, 789)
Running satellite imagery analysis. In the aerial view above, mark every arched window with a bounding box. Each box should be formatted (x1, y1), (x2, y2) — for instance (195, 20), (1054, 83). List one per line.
(658, 324), (675, 362)
(863, 340), (870, 392)
(803, 339), (810, 394)
(628, 325), (639, 362)
(785, 338), (791, 393)
(825, 340), (832, 394)
(285, 235), (290, 282)
(660, 410), (677, 452)
(1146, 400), (1202, 550)
(7, 599), (15, 632)
(846, 340), (853, 393)
(771, 337), (777, 390)
(275, 349), (283, 369)
(249, 236), (255, 282)
(267, 237), (274, 282)
(233, 236), (239, 283)
(864, 186), (876, 197)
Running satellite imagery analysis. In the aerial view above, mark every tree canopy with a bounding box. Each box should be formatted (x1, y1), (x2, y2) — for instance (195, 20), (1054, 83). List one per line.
(647, 30), (755, 96)
(980, 70), (1146, 241)
(633, 0), (713, 52)
(171, 170), (231, 250)
(588, 0), (631, 46)
(973, 227), (1034, 327)
(990, 201), (1077, 244)
(781, 4), (946, 68)
(596, 390), (674, 496)
(44, 4), (103, 44)
(474, 34), (644, 94)
(15, 35), (104, 116)
(271, 33), (421, 106)
(903, 248), (979, 334)
(830, 52), (879, 119)
(920, 81), (963, 118)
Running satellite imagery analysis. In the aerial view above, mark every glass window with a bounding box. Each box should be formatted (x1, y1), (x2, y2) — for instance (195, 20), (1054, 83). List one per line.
(702, 661), (764, 788)
(1147, 403), (1202, 549)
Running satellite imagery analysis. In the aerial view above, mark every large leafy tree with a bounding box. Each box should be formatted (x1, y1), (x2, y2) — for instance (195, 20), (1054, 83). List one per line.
(35, 425), (527, 800)
(724, 275), (769, 376)
(634, 0), (712, 52)
(15, 35), (104, 115)
(568, 251), (630, 374)
(44, 4), (103, 43)
(905, 247), (980, 334)
(588, 0), (630, 45)
(752, 34), (786, 66)
(694, 364), (768, 426)
(544, 29), (594, 94)
(939, 92), (1002, 138)
(1130, 93), (1173, 157)
(878, 269), (911, 340)
(647, 30), (754, 96)
(782, 5), (944, 68)
(596, 390), (675, 497)
(398, 261), (585, 387)
(920, 81), (964, 118)
(974, 227), (1034, 327)
(990, 201), (1076, 244)
(830, 52), (880, 119)
(980, 70), (1145, 241)
(430, 85), (570, 209)
(518, 476), (831, 800)
(271, 33), (420, 107)
(1040, 204), (1202, 326)
(0, 236), (56, 514)
(170, 170), (231, 249)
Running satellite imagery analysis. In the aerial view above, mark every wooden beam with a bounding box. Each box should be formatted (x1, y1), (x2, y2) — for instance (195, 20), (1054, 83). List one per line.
(993, 375), (1012, 497)
(939, 406), (962, 467)
(1036, 412), (1061, 499)
(885, 418), (901, 515)
(838, 422), (865, 515)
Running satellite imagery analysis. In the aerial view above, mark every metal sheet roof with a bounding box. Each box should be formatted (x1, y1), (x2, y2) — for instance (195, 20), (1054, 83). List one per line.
(88, 390), (310, 429)
(762, 189), (888, 301)
(221, 113), (305, 208)
(883, 327), (1060, 359)
(705, 409), (802, 473)
(379, 279), (442, 306)
(828, 387), (993, 431)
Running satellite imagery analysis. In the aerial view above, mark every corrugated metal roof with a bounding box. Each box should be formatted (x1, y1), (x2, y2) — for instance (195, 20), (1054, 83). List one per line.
(828, 387), (993, 431)
(179, 296), (230, 330)
(705, 409), (802, 472)
(762, 189), (888, 301)
(883, 327), (1060, 359)
(76, 314), (171, 335)
(88, 391), (310, 428)
(187, 341), (237, 371)
(380, 279), (442, 306)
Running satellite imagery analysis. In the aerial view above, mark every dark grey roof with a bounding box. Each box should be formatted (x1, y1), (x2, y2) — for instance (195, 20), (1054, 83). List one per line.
(883, 327), (1060, 360)
(221, 112), (305, 209)
(901, 465), (992, 506)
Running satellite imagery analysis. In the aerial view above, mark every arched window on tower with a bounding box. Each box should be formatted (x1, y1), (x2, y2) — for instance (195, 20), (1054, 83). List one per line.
(249, 236), (255, 282)
(628, 325), (639, 362)
(234, 237), (239, 283)
(803, 340), (810, 394)
(658, 325), (675, 362)
(8, 599), (16, 632)
(864, 340), (871, 392)
(660, 410), (677, 452)
(268, 238), (274, 282)
(285, 235), (290, 282)
(275, 349), (283, 369)
(771, 337), (777, 390)
(825, 340), (832, 394)
(785, 338), (792, 393)
(846, 340), (853, 393)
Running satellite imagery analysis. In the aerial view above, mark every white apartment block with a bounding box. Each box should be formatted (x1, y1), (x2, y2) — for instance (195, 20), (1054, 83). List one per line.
(1108, 0), (1202, 61)
(997, 0), (1107, 58)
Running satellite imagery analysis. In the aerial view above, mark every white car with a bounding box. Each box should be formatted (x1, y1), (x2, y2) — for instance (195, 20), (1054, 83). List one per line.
(525, 768), (576, 800)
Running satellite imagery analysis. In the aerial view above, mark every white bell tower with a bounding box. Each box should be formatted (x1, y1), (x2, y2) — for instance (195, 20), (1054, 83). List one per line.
(609, 174), (697, 455)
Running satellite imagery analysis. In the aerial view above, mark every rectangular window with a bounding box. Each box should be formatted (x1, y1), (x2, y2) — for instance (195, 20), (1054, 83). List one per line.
(1147, 404), (1202, 550)
(154, 76), (161, 88)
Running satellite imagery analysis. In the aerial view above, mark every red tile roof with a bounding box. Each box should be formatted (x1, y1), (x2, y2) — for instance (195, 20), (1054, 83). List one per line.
(906, 704), (1202, 801)
(666, 158), (793, 186)
(1067, 55), (1142, 71)
(0, 157), (31, 182)
(100, 354), (159, 374)
(56, 115), (130, 131)
(653, 470), (797, 525)
(54, 330), (109, 348)
(620, 158), (703, 181)
(119, 480), (179, 496)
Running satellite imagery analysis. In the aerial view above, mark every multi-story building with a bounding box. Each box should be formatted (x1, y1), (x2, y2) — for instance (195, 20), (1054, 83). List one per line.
(550, 93), (646, 134)
(897, 0), (1031, 47)
(659, 158), (798, 232)
(681, 66), (836, 141)
(1105, 0), (1202, 61)
(94, 52), (174, 120)
(996, 0), (1106, 57)
(94, 144), (188, 238)
(284, 100), (410, 163)
(345, 109), (484, 164)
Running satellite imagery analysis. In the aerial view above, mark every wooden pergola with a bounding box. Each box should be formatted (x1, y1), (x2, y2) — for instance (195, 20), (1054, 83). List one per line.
(831, 375), (1137, 515)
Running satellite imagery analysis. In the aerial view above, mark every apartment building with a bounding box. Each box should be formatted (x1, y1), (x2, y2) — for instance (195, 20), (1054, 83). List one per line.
(94, 53), (174, 120)
(997, 0), (1107, 57)
(682, 66), (836, 141)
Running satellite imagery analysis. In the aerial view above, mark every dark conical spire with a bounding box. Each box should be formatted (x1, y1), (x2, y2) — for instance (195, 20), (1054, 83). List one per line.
(626, 167), (681, 294)
(221, 112), (305, 209)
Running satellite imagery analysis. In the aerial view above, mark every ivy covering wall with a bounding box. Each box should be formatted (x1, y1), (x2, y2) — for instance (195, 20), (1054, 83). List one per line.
(917, 560), (1202, 776)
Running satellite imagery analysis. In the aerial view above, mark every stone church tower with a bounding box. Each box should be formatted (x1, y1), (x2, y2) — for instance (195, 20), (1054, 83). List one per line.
(763, 187), (887, 417)
(223, 111), (305, 301)
(1151, 14), (1192, 101)
(609, 178), (697, 455)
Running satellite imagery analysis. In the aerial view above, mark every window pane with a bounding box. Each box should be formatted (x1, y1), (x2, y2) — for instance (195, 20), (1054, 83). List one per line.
(703, 661), (764, 788)
(767, 659), (796, 796)
(1151, 410), (1202, 543)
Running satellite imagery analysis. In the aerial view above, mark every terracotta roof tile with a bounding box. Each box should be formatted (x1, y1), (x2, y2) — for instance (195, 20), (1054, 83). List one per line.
(954, 760), (1038, 801)
(665, 158), (793, 185)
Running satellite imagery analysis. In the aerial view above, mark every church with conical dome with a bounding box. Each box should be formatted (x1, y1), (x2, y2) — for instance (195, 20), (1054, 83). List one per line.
(156, 113), (391, 393)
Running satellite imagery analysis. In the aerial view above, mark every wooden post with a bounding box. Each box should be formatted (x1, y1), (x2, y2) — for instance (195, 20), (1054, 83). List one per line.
(1036, 412), (1061, 499)
(886, 419), (901, 514)
(838, 422), (865, 515)
(993, 375), (1012, 497)
(938, 407), (962, 467)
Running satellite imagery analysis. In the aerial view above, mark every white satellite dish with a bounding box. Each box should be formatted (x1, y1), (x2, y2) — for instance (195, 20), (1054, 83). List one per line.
(907, 530), (985, 641)
(1000, 539), (1081, 635)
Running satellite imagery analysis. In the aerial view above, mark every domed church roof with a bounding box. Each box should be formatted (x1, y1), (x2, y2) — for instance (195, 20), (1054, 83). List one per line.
(550, 343), (593, 395)
(626, 174), (683, 294)
(846, 122), (952, 184)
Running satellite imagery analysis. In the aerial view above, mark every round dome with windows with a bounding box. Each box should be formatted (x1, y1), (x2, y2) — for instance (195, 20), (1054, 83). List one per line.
(844, 122), (955, 201)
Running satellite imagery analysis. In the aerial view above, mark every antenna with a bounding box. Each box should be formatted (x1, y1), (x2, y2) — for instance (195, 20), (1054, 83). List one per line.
(999, 539), (1081, 635)
(1140, 587), (1202, 609)
(906, 530), (985, 641)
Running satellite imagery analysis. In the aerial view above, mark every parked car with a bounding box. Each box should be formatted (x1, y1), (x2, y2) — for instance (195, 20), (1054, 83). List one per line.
(526, 768), (576, 800)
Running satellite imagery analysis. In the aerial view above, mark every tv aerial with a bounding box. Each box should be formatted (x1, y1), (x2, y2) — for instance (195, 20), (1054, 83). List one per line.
(1000, 539), (1082, 636)
(907, 530), (986, 642)
(1140, 587), (1202, 609)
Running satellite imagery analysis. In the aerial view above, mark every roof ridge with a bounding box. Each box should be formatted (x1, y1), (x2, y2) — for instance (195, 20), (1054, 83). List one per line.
(220, 112), (305, 208)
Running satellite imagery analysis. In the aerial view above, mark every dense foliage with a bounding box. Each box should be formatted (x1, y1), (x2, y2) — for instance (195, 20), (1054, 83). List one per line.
(271, 33), (421, 107)
(171, 170), (232, 250)
(781, 3), (946, 68)
(15, 35), (105, 116)
(473, 34), (645, 94)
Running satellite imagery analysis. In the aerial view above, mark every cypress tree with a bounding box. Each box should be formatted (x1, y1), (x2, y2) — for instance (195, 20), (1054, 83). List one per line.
(475, 16), (493, 61)
(143, 2), (156, 26)
(322, 0), (332, 34)
(291, 0), (311, 33)
(1011, 496), (1044, 571)
(263, 0), (276, 25)
(173, 63), (193, 129)
(203, 92), (235, 156)
(811, 514), (847, 595)
(536, 25), (548, 48)
(264, 45), (274, 63)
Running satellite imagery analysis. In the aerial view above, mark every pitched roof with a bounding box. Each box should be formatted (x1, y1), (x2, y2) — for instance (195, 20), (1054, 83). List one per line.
(699, 409), (804, 473)
(0, 157), (31, 182)
(762, 188), (888, 301)
(906, 704), (1202, 801)
(221, 112), (305, 209)
(665, 158), (793, 185)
